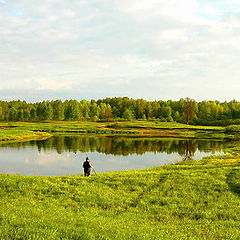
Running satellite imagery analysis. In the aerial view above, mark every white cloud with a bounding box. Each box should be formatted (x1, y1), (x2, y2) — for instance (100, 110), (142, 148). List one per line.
(157, 29), (190, 42)
(116, 0), (203, 24)
(33, 78), (73, 91)
(1, 0), (240, 101)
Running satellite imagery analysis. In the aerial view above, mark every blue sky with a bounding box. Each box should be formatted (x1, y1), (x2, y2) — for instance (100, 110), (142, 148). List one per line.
(1, 0), (240, 102)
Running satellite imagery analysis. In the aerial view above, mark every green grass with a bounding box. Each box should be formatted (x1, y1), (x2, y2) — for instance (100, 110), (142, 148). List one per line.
(0, 120), (231, 143)
(106, 120), (224, 130)
(1, 156), (240, 239)
(0, 120), (224, 132)
(0, 128), (51, 141)
(1, 121), (240, 239)
(0, 121), (141, 135)
(0, 120), (238, 144)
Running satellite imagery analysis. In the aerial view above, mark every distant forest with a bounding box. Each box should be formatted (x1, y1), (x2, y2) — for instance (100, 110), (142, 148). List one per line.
(1, 97), (240, 126)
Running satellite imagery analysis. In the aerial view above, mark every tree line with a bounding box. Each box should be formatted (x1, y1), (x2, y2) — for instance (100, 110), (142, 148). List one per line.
(1, 97), (240, 125)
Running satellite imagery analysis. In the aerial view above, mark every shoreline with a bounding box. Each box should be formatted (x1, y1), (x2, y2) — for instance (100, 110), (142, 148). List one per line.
(0, 120), (235, 143)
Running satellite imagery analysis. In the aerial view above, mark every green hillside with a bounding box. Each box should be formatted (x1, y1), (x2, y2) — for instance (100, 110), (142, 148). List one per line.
(1, 155), (240, 239)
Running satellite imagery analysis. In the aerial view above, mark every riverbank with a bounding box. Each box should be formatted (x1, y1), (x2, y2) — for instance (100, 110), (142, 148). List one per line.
(0, 120), (234, 142)
(0, 154), (240, 239)
(0, 128), (51, 142)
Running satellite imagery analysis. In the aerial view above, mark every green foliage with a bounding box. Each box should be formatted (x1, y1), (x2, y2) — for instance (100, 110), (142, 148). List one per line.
(123, 108), (135, 120)
(1, 97), (240, 124)
(182, 97), (197, 124)
(64, 100), (80, 120)
(92, 115), (99, 122)
(225, 125), (240, 133)
(8, 107), (18, 121)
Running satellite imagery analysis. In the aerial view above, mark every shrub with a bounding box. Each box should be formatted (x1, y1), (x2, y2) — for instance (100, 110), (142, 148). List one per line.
(225, 125), (240, 133)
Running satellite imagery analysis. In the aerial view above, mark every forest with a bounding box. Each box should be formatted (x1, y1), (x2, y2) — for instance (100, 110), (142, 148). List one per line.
(1, 97), (240, 126)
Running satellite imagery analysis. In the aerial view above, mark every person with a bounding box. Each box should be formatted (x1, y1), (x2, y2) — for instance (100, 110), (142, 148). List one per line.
(82, 157), (92, 177)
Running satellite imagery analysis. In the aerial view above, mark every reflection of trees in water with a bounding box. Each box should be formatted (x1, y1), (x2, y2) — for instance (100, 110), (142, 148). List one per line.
(182, 141), (195, 161)
(0, 136), (231, 157)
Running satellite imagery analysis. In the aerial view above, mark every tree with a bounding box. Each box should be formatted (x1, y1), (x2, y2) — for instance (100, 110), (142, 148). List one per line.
(102, 104), (112, 122)
(89, 103), (100, 120)
(145, 102), (153, 119)
(37, 101), (53, 120)
(182, 98), (196, 124)
(80, 100), (90, 120)
(23, 109), (30, 121)
(8, 107), (18, 121)
(92, 115), (99, 122)
(173, 111), (181, 122)
(123, 108), (134, 120)
(53, 100), (64, 120)
(17, 109), (24, 121)
(0, 106), (3, 121)
(64, 100), (80, 120)
(135, 99), (146, 119)
(159, 106), (172, 121)
(99, 103), (108, 119)
(30, 107), (37, 121)
(45, 103), (53, 120)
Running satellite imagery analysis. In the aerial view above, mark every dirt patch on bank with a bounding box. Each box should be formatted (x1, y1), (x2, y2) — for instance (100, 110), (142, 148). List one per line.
(139, 128), (192, 137)
(0, 126), (16, 130)
(103, 126), (194, 137)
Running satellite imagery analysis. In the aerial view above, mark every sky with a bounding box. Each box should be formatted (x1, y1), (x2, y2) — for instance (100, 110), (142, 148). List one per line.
(1, 0), (240, 102)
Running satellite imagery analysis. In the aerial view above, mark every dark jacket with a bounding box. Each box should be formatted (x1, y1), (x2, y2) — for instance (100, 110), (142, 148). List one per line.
(83, 160), (91, 169)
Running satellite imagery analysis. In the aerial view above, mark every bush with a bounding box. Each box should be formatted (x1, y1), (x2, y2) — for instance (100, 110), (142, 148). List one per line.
(225, 125), (240, 133)
(194, 119), (240, 127)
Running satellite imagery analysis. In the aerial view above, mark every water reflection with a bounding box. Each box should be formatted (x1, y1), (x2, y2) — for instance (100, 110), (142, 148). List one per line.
(0, 135), (230, 176)
(0, 135), (228, 157)
(182, 141), (195, 161)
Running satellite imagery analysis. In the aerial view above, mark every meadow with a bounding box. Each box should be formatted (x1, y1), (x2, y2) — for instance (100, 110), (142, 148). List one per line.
(0, 127), (51, 142)
(1, 155), (240, 239)
(0, 120), (232, 142)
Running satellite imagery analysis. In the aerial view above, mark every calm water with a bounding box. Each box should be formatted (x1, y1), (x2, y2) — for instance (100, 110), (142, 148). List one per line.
(0, 135), (229, 176)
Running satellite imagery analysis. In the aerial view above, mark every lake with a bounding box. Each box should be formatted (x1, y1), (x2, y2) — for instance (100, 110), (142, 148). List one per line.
(0, 135), (229, 176)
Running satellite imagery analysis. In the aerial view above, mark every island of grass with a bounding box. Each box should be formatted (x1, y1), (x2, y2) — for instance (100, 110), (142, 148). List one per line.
(1, 154), (240, 239)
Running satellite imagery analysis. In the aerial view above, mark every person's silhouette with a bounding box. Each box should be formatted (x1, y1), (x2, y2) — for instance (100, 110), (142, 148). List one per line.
(82, 157), (92, 176)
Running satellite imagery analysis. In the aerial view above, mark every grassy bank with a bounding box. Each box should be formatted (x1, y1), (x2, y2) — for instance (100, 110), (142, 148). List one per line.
(0, 128), (51, 142)
(0, 121), (142, 136)
(0, 120), (233, 141)
(106, 121), (223, 130)
(1, 155), (240, 239)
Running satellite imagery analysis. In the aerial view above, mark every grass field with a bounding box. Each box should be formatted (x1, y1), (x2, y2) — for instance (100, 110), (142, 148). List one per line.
(0, 120), (232, 142)
(0, 128), (51, 142)
(1, 155), (240, 239)
(0, 121), (142, 136)
(106, 121), (224, 130)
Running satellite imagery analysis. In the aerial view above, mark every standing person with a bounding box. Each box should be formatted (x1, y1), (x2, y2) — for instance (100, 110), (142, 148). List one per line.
(82, 157), (92, 177)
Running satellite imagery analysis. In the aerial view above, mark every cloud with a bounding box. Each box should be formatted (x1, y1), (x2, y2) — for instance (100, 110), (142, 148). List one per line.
(1, 0), (240, 101)
(116, 0), (204, 24)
